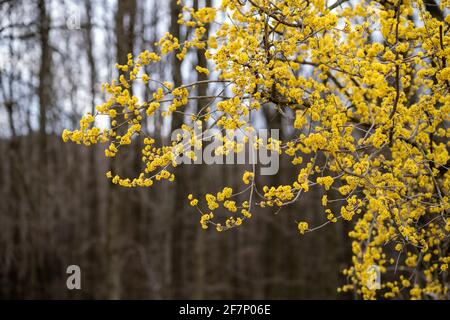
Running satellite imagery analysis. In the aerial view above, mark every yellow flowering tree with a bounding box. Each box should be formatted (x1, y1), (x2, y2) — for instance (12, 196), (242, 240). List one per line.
(63, 0), (450, 299)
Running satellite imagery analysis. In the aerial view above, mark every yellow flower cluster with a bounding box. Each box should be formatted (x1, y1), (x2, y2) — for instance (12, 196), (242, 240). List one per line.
(242, 171), (254, 185)
(298, 222), (309, 234)
(63, 0), (450, 299)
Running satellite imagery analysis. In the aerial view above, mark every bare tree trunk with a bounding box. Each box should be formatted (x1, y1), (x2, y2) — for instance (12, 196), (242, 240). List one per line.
(192, 0), (211, 299)
(169, 0), (185, 299)
(107, 0), (136, 299)
(37, 0), (52, 298)
(84, 0), (102, 296)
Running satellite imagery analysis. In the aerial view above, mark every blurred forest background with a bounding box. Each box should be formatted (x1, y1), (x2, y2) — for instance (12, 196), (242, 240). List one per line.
(0, 0), (440, 299)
